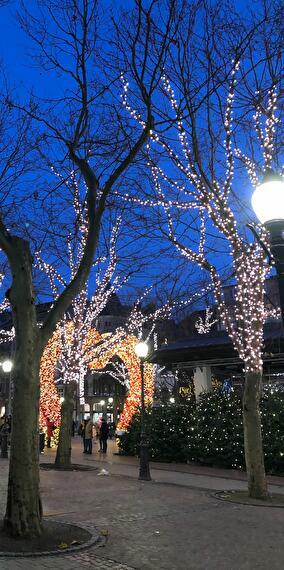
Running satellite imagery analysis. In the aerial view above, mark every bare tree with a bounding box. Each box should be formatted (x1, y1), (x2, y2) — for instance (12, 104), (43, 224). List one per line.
(121, 1), (283, 499)
(37, 174), (132, 468)
(0, 0), (178, 537)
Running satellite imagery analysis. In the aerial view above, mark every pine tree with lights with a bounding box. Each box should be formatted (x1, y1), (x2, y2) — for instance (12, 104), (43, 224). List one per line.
(151, 401), (196, 462)
(119, 388), (284, 474)
(119, 397), (196, 462)
(261, 387), (284, 474)
(187, 389), (244, 469)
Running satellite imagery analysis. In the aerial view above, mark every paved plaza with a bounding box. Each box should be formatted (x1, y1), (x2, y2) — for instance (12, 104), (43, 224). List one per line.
(0, 438), (284, 569)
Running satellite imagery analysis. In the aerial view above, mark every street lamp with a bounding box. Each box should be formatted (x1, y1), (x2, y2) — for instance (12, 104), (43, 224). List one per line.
(100, 399), (106, 419)
(2, 360), (13, 373)
(169, 397), (175, 404)
(1, 359), (13, 417)
(251, 171), (284, 324)
(134, 340), (151, 481)
(0, 361), (12, 458)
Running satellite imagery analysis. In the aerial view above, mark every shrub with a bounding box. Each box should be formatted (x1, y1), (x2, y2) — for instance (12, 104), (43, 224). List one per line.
(187, 390), (244, 469)
(118, 388), (284, 473)
(261, 388), (284, 473)
(119, 398), (196, 462)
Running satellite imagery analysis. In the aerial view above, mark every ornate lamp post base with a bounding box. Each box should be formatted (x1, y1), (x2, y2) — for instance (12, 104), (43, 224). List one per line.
(139, 439), (151, 481)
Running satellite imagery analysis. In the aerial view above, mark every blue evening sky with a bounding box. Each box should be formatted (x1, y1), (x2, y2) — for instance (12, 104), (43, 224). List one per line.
(0, 0), (278, 309)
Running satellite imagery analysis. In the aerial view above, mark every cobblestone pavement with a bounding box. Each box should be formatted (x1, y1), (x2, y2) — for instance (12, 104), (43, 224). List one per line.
(0, 553), (136, 569)
(1, 444), (284, 569)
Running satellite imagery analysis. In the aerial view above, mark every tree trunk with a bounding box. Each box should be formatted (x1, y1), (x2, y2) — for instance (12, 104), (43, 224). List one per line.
(4, 239), (42, 537)
(243, 371), (268, 499)
(55, 383), (74, 468)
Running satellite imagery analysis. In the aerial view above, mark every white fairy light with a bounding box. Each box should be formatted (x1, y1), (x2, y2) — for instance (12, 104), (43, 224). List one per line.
(195, 308), (218, 334)
(39, 173), (128, 404)
(119, 62), (281, 375)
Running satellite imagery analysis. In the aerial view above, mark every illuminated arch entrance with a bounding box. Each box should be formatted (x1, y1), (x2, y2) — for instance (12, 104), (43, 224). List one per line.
(39, 327), (154, 431)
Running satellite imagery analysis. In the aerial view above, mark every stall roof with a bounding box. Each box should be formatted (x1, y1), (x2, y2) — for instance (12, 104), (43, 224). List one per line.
(150, 324), (284, 369)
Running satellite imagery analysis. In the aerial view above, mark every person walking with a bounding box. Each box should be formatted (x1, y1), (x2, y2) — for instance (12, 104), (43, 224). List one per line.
(46, 417), (54, 448)
(98, 417), (103, 451)
(100, 418), (109, 454)
(79, 419), (86, 452)
(84, 418), (93, 454)
(39, 425), (45, 454)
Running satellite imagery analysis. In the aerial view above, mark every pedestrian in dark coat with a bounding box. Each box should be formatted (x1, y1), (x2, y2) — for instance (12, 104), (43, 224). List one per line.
(100, 418), (109, 454)
(80, 419), (87, 452)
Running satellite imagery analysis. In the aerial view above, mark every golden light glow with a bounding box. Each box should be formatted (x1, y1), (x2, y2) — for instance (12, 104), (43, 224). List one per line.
(39, 325), (154, 431)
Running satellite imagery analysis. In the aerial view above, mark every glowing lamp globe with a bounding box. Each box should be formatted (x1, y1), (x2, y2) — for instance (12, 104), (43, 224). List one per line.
(2, 360), (13, 373)
(134, 341), (149, 359)
(251, 173), (284, 224)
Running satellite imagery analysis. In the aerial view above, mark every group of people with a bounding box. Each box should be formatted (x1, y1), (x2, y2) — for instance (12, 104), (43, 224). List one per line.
(79, 417), (111, 455)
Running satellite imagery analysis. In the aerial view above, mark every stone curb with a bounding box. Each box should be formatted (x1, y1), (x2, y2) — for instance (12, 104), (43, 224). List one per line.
(213, 490), (284, 508)
(0, 519), (102, 558)
(40, 463), (98, 471)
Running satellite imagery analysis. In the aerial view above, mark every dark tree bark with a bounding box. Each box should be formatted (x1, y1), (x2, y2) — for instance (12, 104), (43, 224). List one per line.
(243, 372), (268, 499)
(3, 238), (42, 536)
(55, 383), (75, 469)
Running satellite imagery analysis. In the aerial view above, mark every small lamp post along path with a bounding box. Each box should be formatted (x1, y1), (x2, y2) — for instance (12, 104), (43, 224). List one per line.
(251, 171), (284, 325)
(134, 341), (151, 481)
(100, 399), (107, 420)
(0, 359), (13, 459)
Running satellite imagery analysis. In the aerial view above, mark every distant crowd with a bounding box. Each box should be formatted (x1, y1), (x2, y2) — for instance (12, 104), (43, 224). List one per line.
(1, 414), (116, 456)
(78, 417), (116, 454)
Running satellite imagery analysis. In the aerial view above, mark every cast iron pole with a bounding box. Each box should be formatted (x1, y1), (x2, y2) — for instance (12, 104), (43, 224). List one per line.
(139, 358), (151, 481)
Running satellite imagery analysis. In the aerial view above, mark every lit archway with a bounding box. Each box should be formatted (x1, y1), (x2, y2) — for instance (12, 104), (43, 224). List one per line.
(39, 327), (154, 431)
(85, 329), (154, 430)
(39, 330), (62, 428)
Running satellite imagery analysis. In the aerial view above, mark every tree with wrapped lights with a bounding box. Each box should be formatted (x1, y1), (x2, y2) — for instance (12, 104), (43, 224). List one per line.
(37, 173), (130, 468)
(121, 3), (283, 498)
(0, 0), (179, 537)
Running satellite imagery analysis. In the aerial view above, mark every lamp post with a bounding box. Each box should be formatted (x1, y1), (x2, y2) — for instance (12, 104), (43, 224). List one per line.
(2, 359), (13, 418)
(108, 397), (113, 423)
(100, 399), (106, 419)
(0, 360), (13, 459)
(134, 340), (151, 481)
(251, 171), (284, 325)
